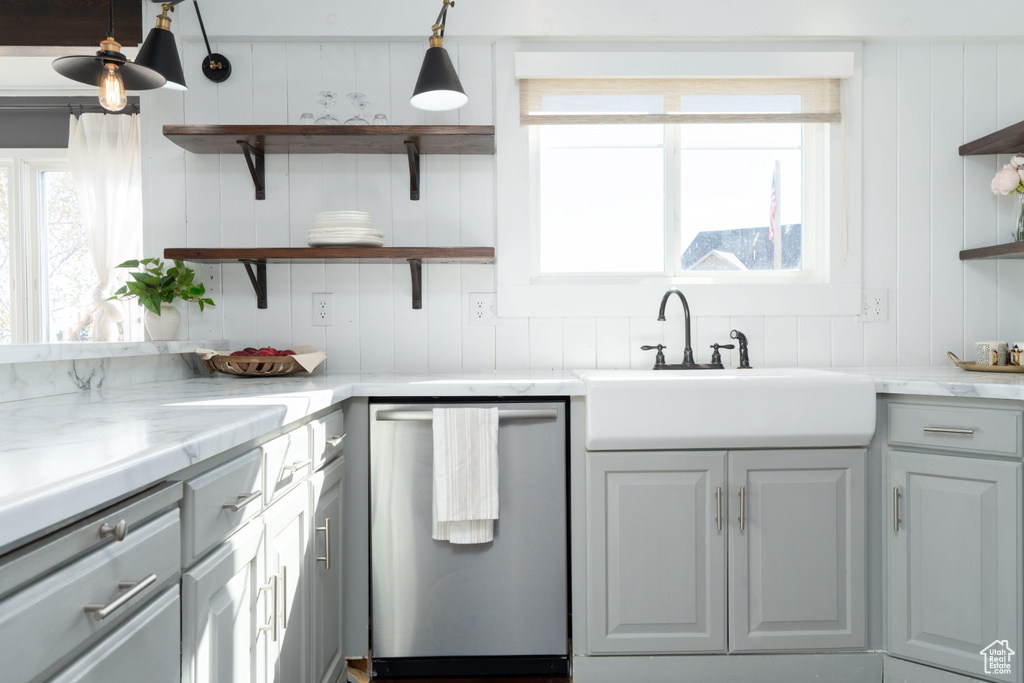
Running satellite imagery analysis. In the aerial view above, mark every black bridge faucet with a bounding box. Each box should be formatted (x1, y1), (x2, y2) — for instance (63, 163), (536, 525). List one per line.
(658, 288), (696, 366)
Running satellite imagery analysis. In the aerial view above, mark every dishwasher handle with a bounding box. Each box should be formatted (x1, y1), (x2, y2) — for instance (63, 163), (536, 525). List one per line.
(375, 408), (559, 422)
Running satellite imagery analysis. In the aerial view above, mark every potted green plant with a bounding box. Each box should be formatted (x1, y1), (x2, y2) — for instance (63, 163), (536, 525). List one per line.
(108, 257), (215, 340)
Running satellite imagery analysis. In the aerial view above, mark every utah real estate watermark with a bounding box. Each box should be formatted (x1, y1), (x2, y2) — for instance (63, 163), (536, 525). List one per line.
(981, 640), (1015, 676)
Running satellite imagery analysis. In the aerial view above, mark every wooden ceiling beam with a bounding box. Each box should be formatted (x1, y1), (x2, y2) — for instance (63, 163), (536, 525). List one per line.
(0, 0), (142, 48)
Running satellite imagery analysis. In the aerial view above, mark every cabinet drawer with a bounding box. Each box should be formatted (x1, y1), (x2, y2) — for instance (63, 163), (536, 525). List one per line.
(184, 449), (263, 565)
(48, 586), (180, 683)
(311, 408), (345, 468)
(888, 403), (1022, 457)
(0, 510), (180, 683)
(264, 426), (312, 505)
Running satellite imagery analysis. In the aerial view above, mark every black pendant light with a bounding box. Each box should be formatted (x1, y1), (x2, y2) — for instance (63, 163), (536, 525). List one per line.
(410, 0), (468, 112)
(52, 0), (166, 111)
(135, 3), (187, 90)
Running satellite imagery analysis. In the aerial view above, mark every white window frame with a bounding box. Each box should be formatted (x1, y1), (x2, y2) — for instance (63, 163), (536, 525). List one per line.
(0, 148), (141, 344)
(528, 121), (829, 284)
(495, 43), (863, 318)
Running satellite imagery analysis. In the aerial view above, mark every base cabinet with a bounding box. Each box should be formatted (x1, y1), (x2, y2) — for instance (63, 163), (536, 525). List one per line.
(586, 451), (727, 654)
(888, 450), (1020, 683)
(311, 459), (345, 683)
(586, 448), (866, 656)
(182, 519), (266, 683)
(49, 587), (181, 683)
(263, 484), (311, 683)
(729, 449), (866, 652)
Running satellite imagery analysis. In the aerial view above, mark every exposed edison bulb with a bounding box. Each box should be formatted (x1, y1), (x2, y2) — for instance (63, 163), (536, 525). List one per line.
(99, 63), (127, 112)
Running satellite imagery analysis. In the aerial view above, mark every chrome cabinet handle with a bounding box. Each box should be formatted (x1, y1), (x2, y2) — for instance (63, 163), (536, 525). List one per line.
(923, 427), (975, 435)
(326, 435), (345, 447)
(280, 566), (288, 629)
(316, 517), (331, 570)
(282, 459), (312, 473)
(84, 574), (157, 621)
(893, 487), (901, 533)
(738, 486), (746, 532)
(258, 576), (278, 642)
(223, 490), (262, 512)
(714, 488), (722, 533)
(99, 519), (128, 542)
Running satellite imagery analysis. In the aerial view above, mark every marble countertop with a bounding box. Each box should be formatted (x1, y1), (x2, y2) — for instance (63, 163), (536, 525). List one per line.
(3, 364), (1022, 555)
(0, 371), (582, 553)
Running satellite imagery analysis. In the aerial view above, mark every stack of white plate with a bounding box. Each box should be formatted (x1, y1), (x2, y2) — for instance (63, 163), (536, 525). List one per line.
(308, 211), (384, 247)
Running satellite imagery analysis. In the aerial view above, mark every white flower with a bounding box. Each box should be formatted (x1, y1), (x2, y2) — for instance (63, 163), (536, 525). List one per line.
(1012, 155), (1024, 168)
(992, 164), (1020, 195)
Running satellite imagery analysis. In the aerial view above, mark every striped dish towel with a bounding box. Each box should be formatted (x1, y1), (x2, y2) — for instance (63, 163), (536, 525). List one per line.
(432, 407), (499, 544)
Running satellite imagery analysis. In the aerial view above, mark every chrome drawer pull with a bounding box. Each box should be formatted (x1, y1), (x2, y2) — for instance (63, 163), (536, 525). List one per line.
(280, 565), (288, 629)
(84, 574), (157, 621)
(714, 488), (722, 533)
(282, 459), (312, 473)
(923, 427), (975, 435)
(316, 518), (331, 569)
(738, 486), (746, 532)
(893, 487), (901, 533)
(326, 434), (345, 447)
(99, 519), (128, 542)
(375, 409), (558, 422)
(223, 490), (262, 512)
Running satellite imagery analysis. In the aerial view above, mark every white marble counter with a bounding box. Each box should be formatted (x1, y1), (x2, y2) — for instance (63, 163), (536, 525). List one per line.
(0, 371), (583, 553)
(3, 363), (1021, 555)
(854, 366), (1024, 401)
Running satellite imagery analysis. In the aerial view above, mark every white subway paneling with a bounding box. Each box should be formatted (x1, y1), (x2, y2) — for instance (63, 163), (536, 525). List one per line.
(140, 37), (1024, 371)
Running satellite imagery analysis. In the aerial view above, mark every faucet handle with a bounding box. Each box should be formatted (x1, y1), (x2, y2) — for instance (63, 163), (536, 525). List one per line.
(709, 343), (735, 367)
(640, 344), (667, 368)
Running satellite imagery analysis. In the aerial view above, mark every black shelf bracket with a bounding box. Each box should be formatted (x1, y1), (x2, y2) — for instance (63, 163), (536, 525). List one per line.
(240, 259), (268, 308)
(405, 141), (420, 201)
(237, 141), (265, 200)
(409, 259), (423, 309)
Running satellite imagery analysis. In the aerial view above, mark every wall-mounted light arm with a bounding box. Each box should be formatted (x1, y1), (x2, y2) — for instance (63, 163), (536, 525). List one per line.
(191, 0), (231, 82)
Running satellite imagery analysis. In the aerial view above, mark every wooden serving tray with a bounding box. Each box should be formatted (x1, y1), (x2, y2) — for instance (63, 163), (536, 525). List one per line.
(947, 351), (1024, 373)
(203, 354), (304, 377)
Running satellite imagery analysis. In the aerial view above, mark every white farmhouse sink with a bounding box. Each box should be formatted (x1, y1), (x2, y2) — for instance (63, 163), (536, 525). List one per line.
(577, 368), (876, 450)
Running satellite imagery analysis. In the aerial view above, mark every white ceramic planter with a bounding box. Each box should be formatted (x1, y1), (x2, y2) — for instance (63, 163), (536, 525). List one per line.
(144, 305), (181, 341)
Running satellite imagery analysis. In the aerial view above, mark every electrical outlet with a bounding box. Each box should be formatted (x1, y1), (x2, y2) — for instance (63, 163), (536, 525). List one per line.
(312, 292), (333, 326)
(861, 289), (888, 323)
(469, 292), (497, 326)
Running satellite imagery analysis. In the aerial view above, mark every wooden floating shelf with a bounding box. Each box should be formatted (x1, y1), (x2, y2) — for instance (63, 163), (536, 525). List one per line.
(959, 120), (1024, 156)
(165, 247), (495, 310)
(960, 242), (1024, 260)
(162, 124), (495, 201)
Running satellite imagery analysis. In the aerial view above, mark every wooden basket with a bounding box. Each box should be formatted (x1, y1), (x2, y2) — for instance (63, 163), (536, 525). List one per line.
(204, 354), (304, 377)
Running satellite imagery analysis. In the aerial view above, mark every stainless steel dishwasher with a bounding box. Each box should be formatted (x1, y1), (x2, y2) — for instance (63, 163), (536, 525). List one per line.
(369, 398), (569, 678)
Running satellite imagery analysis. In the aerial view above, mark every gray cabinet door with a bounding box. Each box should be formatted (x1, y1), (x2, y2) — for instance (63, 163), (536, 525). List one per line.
(182, 520), (265, 683)
(311, 459), (344, 683)
(587, 451), (727, 654)
(263, 483), (310, 683)
(888, 450), (1020, 683)
(48, 587), (180, 683)
(729, 449), (866, 652)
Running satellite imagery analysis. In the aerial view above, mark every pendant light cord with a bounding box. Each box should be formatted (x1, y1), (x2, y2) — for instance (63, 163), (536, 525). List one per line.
(108, 0), (114, 38)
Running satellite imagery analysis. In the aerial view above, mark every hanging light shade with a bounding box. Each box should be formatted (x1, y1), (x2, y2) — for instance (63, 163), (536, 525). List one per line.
(135, 3), (187, 91)
(52, 0), (165, 111)
(410, 0), (467, 112)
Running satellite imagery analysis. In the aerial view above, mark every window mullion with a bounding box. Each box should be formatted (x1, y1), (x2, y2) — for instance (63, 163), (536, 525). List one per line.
(665, 123), (681, 277)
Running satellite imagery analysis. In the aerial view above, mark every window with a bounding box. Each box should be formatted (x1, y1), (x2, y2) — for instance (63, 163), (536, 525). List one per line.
(496, 48), (862, 318)
(0, 150), (105, 344)
(525, 76), (835, 282)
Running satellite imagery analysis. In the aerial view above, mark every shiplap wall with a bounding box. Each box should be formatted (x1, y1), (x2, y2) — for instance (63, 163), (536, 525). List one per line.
(141, 39), (1024, 371)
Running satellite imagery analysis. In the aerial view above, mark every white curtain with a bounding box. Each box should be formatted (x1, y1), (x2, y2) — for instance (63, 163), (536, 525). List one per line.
(67, 113), (143, 342)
